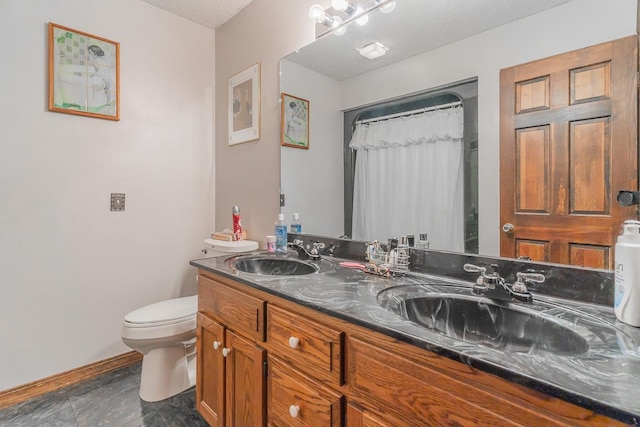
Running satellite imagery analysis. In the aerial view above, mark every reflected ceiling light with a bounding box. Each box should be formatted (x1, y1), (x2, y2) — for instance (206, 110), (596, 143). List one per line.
(332, 16), (346, 36)
(355, 7), (368, 25)
(357, 41), (388, 59)
(376, 0), (396, 13)
(331, 0), (368, 26)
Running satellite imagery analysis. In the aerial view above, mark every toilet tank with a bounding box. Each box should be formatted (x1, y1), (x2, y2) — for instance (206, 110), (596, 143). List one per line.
(202, 238), (258, 258)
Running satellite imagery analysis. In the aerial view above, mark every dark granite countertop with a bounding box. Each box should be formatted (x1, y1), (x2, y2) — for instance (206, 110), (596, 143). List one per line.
(191, 251), (640, 424)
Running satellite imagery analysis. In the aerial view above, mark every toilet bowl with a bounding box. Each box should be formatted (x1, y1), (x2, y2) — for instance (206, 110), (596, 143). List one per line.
(121, 239), (258, 402)
(121, 295), (198, 402)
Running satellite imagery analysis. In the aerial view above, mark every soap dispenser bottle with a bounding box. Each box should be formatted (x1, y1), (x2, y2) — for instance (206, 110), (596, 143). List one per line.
(274, 213), (288, 254)
(291, 213), (302, 233)
(615, 220), (640, 326)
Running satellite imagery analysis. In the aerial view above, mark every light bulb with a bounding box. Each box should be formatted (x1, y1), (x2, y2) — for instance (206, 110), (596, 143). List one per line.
(355, 7), (368, 25)
(308, 4), (325, 23)
(331, 0), (348, 11)
(380, 0), (396, 13)
(332, 16), (346, 36)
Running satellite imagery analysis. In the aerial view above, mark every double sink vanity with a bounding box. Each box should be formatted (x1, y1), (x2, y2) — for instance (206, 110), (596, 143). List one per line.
(191, 234), (640, 426)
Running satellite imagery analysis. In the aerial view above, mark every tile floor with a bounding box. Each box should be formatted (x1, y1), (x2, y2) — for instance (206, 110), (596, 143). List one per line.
(0, 362), (208, 426)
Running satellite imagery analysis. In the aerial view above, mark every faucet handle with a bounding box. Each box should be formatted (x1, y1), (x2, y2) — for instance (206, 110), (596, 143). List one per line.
(463, 263), (486, 274)
(292, 239), (304, 246)
(516, 272), (545, 283)
(512, 272), (545, 293)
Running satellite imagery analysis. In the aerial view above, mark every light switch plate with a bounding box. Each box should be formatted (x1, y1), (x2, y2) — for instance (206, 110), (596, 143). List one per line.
(110, 193), (125, 211)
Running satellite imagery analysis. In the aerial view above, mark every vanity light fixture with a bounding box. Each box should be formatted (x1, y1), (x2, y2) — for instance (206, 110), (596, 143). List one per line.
(331, 0), (369, 25)
(309, 3), (347, 35)
(357, 41), (388, 59)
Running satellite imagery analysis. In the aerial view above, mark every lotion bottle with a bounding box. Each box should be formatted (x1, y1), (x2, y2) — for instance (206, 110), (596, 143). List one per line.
(615, 220), (640, 326)
(291, 213), (302, 234)
(274, 214), (288, 254)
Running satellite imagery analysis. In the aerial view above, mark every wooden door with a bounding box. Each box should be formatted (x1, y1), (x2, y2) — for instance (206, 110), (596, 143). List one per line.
(196, 313), (226, 427)
(225, 329), (266, 427)
(500, 35), (638, 268)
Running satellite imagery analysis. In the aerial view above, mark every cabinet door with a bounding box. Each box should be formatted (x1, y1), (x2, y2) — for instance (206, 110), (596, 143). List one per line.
(346, 402), (391, 427)
(268, 356), (342, 427)
(197, 313), (225, 427)
(225, 329), (266, 427)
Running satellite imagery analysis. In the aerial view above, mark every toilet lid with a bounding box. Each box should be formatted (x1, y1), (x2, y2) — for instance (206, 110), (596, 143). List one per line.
(124, 295), (197, 325)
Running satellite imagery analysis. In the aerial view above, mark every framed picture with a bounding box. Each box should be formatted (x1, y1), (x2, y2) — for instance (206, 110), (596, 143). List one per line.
(281, 93), (309, 149)
(228, 63), (260, 145)
(48, 23), (120, 121)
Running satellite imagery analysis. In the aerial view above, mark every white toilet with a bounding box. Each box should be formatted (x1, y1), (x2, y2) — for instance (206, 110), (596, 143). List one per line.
(121, 239), (258, 402)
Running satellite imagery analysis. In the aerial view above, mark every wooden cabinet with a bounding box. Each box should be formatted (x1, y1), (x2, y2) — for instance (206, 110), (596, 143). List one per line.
(224, 329), (266, 427)
(197, 270), (623, 426)
(267, 304), (343, 386)
(346, 402), (392, 427)
(197, 275), (267, 427)
(196, 313), (225, 426)
(267, 356), (342, 427)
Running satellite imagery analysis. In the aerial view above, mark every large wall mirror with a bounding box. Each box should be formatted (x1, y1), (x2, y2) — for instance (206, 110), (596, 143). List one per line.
(279, 0), (637, 262)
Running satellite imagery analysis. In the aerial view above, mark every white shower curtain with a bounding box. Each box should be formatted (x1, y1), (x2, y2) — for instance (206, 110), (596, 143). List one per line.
(350, 107), (465, 252)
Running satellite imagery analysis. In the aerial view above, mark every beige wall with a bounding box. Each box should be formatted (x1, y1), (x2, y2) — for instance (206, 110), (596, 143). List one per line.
(215, 0), (317, 244)
(0, 0), (214, 390)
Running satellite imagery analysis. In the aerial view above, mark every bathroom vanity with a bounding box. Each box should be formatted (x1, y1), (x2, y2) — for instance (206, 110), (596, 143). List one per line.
(191, 236), (640, 426)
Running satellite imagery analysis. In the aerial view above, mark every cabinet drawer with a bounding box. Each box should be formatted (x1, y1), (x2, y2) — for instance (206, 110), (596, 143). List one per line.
(268, 356), (342, 427)
(199, 275), (266, 341)
(267, 304), (343, 385)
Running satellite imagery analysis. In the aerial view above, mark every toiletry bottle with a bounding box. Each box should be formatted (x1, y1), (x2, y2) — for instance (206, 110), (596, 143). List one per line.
(266, 235), (276, 253)
(417, 233), (430, 249)
(291, 213), (302, 234)
(614, 220), (640, 326)
(274, 213), (288, 254)
(232, 206), (242, 240)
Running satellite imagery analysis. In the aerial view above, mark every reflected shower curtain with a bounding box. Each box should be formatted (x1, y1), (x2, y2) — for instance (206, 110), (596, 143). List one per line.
(350, 107), (465, 252)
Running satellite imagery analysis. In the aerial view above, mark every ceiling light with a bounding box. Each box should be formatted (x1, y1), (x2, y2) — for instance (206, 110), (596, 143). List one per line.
(331, 0), (348, 11)
(355, 7), (368, 25)
(378, 0), (396, 13)
(332, 16), (347, 36)
(357, 41), (388, 59)
(308, 4), (326, 23)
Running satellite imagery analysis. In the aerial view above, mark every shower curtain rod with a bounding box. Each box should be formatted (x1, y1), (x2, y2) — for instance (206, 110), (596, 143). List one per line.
(355, 100), (462, 125)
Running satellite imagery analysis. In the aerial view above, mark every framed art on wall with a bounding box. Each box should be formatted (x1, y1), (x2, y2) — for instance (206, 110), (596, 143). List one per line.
(48, 23), (120, 120)
(229, 63), (261, 145)
(280, 93), (309, 149)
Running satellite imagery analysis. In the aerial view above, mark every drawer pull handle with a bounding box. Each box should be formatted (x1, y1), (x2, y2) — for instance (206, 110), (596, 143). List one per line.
(289, 404), (300, 418)
(222, 348), (230, 357)
(213, 341), (220, 350)
(288, 336), (300, 349)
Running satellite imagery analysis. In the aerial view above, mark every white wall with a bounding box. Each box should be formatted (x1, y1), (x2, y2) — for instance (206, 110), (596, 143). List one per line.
(341, 0), (636, 255)
(280, 59), (344, 236)
(0, 0), (214, 390)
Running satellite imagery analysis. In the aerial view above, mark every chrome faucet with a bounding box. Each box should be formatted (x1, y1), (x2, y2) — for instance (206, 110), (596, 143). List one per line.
(463, 264), (545, 303)
(287, 239), (323, 261)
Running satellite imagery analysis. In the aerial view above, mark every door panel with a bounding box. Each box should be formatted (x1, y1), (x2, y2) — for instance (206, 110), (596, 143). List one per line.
(500, 35), (638, 268)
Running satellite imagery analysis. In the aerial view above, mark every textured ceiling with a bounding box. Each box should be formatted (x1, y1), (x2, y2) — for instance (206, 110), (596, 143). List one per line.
(142, 0), (256, 29)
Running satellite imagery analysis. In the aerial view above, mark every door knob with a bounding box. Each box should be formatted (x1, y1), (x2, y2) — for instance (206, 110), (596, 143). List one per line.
(213, 341), (220, 350)
(222, 348), (230, 357)
(502, 223), (514, 233)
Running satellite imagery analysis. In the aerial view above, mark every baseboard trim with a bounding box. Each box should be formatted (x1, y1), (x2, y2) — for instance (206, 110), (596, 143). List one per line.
(0, 351), (142, 409)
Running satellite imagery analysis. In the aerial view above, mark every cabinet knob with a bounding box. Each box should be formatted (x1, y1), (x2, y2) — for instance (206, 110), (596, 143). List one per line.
(288, 336), (300, 349)
(289, 404), (300, 418)
(213, 341), (220, 350)
(222, 348), (230, 357)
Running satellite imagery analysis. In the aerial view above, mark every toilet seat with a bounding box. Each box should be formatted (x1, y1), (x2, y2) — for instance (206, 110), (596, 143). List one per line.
(121, 295), (197, 341)
(124, 295), (197, 327)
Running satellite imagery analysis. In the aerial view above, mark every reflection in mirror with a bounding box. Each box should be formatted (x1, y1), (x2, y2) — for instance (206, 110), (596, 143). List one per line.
(343, 80), (477, 253)
(280, 0), (636, 261)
